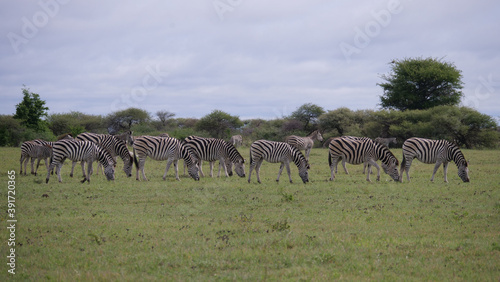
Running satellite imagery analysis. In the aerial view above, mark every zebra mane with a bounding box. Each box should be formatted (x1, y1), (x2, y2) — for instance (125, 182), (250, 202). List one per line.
(290, 146), (309, 168)
(373, 141), (399, 165)
(448, 142), (468, 167)
(224, 141), (245, 163)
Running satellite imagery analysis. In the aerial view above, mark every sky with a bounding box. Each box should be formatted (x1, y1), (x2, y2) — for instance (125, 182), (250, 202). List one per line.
(1, 0), (499, 121)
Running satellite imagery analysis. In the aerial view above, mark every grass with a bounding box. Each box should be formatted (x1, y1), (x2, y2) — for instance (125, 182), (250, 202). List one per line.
(1, 146), (499, 280)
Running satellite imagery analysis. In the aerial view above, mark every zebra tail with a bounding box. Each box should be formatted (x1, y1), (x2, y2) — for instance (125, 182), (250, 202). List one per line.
(132, 147), (139, 169)
(400, 153), (406, 171)
(328, 151), (332, 167)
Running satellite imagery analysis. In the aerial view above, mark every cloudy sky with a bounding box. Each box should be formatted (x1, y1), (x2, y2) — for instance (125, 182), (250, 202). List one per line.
(1, 0), (499, 121)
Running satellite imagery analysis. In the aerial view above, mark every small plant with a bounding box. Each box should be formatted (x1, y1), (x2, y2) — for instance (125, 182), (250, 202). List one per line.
(271, 219), (290, 232)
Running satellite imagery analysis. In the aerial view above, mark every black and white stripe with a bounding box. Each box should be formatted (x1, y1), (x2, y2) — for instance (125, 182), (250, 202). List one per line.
(184, 136), (246, 178)
(285, 130), (323, 161)
(400, 137), (470, 183)
(328, 136), (400, 182)
(46, 139), (115, 183)
(133, 136), (200, 181)
(72, 132), (133, 178)
(248, 140), (310, 184)
(20, 141), (52, 176)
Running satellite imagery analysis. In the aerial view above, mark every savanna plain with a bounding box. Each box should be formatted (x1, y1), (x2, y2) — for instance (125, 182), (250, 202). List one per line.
(1, 146), (499, 281)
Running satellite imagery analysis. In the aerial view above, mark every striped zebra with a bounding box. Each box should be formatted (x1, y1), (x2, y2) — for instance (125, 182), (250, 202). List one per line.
(133, 136), (200, 181)
(25, 134), (74, 175)
(230, 135), (243, 147)
(71, 132), (133, 178)
(285, 130), (323, 161)
(375, 137), (397, 147)
(328, 136), (400, 182)
(184, 136), (245, 178)
(46, 139), (115, 183)
(248, 140), (310, 184)
(20, 141), (52, 176)
(400, 137), (470, 183)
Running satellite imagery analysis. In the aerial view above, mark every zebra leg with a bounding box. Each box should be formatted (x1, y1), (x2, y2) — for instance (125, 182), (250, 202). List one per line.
(219, 159), (229, 177)
(82, 161), (92, 183)
(366, 160), (380, 182)
(22, 157), (29, 176)
(34, 158), (42, 176)
(198, 161), (205, 177)
(400, 155), (412, 183)
(255, 160), (263, 184)
(139, 158), (148, 181)
(430, 161), (443, 182)
(70, 160), (77, 177)
(442, 162), (449, 183)
(329, 156), (338, 181)
(56, 163), (64, 183)
(305, 148), (311, 161)
(46, 161), (57, 183)
(30, 157), (36, 175)
(341, 158), (349, 174)
(173, 160), (180, 181)
(247, 163), (254, 183)
(285, 162), (293, 183)
(80, 161), (87, 178)
(276, 163), (285, 182)
(163, 159), (174, 180)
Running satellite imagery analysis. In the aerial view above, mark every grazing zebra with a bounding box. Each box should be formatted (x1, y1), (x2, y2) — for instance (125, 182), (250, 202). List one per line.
(46, 139), (115, 183)
(71, 132), (133, 178)
(230, 135), (243, 147)
(328, 136), (400, 182)
(400, 137), (470, 183)
(285, 130), (323, 161)
(183, 136), (245, 178)
(375, 137), (397, 147)
(248, 140), (310, 184)
(25, 134), (74, 175)
(133, 136), (200, 181)
(20, 141), (52, 176)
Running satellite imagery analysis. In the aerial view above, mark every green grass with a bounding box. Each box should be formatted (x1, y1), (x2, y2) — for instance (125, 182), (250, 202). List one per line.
(1, 147), (499, 280)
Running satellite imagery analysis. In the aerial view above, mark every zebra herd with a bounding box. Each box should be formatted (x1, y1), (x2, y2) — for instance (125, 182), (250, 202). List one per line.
(19, 130), (470, 184)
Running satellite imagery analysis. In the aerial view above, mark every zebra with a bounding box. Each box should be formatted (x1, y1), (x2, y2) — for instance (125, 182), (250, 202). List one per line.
(183, 136), (245, 178)
(71, 132), (133, 178)
(230, 135), (243, 147)
(285, 130), (323, 161)
(114, 130), (134, 146)
(400, 137), (470, 183)
(375, 137), (397, 147)
(25, 134), (74, 175)
(248, 140), (310, 184)
(158, 133), (170, 138)
(133, 136), (200, 181)
(328, 136), (400, 182)
(20, 141), (52, 176)
(46, 139), (115, 183)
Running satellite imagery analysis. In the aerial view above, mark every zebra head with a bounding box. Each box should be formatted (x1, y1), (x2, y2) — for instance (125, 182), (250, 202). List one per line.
(458, 161), (470, 182)
(378, 144), (400, 181)
(291, 147), (309, 183)
(104, 164), (115, 181)
(187, 163), (200, 181)
(123, 155), (133, 177)
(233, 159), (246, 178)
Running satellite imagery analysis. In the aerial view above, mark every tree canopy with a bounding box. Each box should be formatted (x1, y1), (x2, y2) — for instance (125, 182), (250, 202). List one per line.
(196, 110), (242, 139)
(378, 57), (464, 111)
(289, 103), (325, 131)
(13, 87), (49, 131)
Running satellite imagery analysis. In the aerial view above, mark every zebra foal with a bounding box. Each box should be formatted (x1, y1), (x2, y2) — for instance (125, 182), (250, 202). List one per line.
(328, 136), (400, 182)
(20, 141), (52, 176)
(184, 136), (246, 178)
(133, 136), (200, 181)
(400, 137), (470, 183)
(248, 140), (310, 184)
(46, 139), (115, 183)
(285, 130), (323, 161)
(230, 135), (243, 147)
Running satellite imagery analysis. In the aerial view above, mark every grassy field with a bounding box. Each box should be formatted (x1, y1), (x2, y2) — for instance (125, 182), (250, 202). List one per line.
(1, 146), (499, 280)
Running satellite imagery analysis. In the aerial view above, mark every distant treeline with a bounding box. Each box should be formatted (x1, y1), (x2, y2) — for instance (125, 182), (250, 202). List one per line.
(1, 105), (498, 149)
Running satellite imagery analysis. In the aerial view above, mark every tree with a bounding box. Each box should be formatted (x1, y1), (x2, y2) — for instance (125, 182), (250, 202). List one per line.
(378, 57), (464, 111)
(13, 87), (49, 131)
(318, 107), (355, 136)
(196, 110), (242, 139)
(289, 103), (325, 131)
(106, 108), (150, 134)
(156, 110), (175, 126)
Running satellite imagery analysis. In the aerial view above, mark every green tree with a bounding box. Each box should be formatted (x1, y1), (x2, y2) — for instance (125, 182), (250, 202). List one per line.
(318, 107), (355, 136)
(378, 57), (464, 111)
(290, 103), (325, 131)
(196, 110), (242, 139)
(13, 87), (49, 131)
(106, 108), (150, 133)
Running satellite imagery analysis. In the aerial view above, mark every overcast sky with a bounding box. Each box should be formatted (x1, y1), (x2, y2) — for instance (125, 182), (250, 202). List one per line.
(1, 0), (499, 121)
